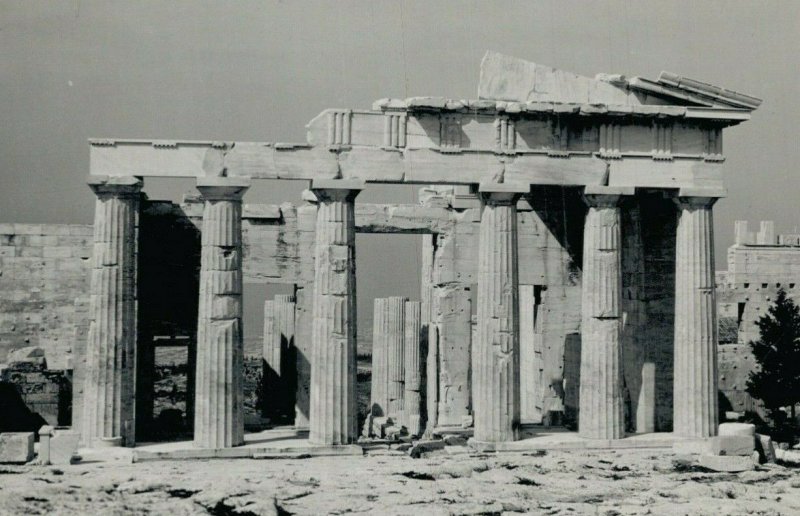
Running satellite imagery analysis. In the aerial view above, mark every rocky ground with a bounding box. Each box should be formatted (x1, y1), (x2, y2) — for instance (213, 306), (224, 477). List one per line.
(1, 447), (798, 515)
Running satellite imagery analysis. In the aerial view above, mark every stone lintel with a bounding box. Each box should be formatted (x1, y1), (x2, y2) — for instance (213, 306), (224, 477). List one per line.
(196, 177), (251, 200)
(87, 175), (143, 196)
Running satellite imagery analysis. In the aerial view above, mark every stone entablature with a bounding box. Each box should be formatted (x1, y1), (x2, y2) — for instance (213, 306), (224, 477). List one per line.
(88, 52), (757, 191)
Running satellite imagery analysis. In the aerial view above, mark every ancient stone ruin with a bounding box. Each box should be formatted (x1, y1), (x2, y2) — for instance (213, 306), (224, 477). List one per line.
(0, 52), (763, 452)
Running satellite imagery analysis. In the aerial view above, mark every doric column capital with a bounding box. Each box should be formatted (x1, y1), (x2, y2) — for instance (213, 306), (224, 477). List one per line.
(196, 177), (251, 201)
(582, 186), (635, 208)
(87, 175), (143, 197)
(478, 182), (529, 205)
(672, 188), (726, 210)
(310, 179), (365, 202)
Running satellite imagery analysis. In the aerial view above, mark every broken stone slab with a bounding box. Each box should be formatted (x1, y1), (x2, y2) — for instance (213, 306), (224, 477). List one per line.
(709, 435), (755, 456)
(755, 433), (776, 463)
(409, 440), (446, 459)
(443, 435), (468, 446)
(7, 346), (46, 367)
(461, 415), (474, 429)
(0, 432), (34, 464)
(477, 51), (631, 105)
(718, 422), (755, 437)
(698, 454), (755, 473)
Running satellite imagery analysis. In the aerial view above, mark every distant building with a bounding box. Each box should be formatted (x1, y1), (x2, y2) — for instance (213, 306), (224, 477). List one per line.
(717, 221), (800, 415)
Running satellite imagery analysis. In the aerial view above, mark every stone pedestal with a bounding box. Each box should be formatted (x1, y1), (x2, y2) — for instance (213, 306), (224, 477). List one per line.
(308, 180), (364, 446)
(673, 190), (722, 438)
(473, 183), (526, 442)
(82, 176), (141, 448)
(263, 295), (296, 420)
(193, 178), (250, 449)
(578, 186), (631, 440)
(404, 300), (423, 435)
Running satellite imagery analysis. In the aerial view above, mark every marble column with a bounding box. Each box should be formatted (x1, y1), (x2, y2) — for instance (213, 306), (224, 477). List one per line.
(262, 295), (296, 420)
(473, 183), (527, 443)
(370, 298), (389, 417)
(193, 177), (250, 449)
(578, 186), (631, 440)
(385, 296), (407, 419)
(673, 190), (722, 438)
(82, 176), (142, 447)
(308, 179), (364, 446)
(404, 300), (423, 435)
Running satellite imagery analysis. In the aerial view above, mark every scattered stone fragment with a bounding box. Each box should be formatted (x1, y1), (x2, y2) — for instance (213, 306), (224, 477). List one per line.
(0, 433), (34, 464)
(698, 454), (755, 472)
(409, 440), (445, 458)
(461, 415), (474, 429)
(755, 433), (777, 463)
(443, 434), (468, 446)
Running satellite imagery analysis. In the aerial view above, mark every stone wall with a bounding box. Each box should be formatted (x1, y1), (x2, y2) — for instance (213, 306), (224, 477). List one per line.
(0, 223), (92, 370)
(716, 220), (800, 416)
(1, 360), (71, 427)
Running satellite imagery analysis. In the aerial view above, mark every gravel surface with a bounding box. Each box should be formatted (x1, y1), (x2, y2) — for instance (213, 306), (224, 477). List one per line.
(1, 448), (798, 515)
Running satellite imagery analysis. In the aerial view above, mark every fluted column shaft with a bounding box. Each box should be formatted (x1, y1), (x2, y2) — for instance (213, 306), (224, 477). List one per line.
(82, 176), (142, 447)
(309, 180), (363, 445)
(404, 300), (422, 434)
(194, 178), (250, 448)
(263, 295), (296, 419)
(579, 188), (628, 440)
(385, 296), (407, 419)
(673, 194), (720, 437)
(370, 298), (388, 416)
(473, 185), (524, 442)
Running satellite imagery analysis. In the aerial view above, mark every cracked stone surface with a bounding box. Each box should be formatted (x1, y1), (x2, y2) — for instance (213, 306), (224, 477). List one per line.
(1, 449), (798, 515)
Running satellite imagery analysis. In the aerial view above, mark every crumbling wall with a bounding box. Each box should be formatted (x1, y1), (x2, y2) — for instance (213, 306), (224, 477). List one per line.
(0, 223), (92, 369)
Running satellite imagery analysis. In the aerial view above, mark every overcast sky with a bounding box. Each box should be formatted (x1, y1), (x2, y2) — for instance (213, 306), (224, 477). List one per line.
(1, 1), (798, 337)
